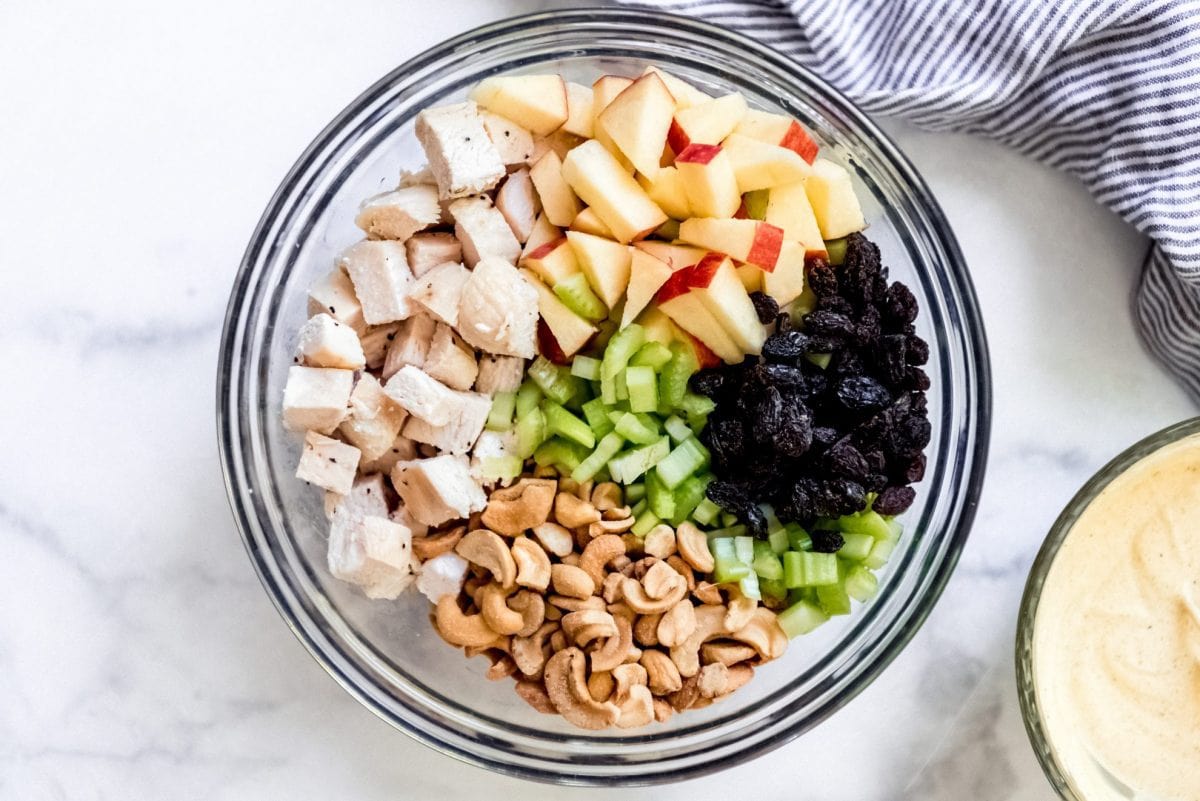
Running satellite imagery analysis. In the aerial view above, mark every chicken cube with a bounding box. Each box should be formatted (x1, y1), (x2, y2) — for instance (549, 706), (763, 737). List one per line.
(324, 472), (391, 522)
(358, 432), (419, 476)
(448, 196), (521, 267)
(423, 323), (478, 391)
(384, 364), (474, 426)
(296, 313), (366, 369)
(474, 354), (525, 395)
(495, 167), (540, 244)
(414, 101), (506, 199)
(296, 431), (361, 495)
(402, 389), (490, 455)
(354, 184), (441, 241)
(282, 365), (354, 434)
(399, 165), (436, 187)
(480, 110), (536, 166)
(470, 429), (517, 485)
(337, 240), (414, 325)
(381, 313), (436, 380)
(406, 232), (463, 278)
(409, 261), (469, 327)
(307, 267), (366, 335)
(416, 552), (470, 603)
(390, 455), (487, 527)
(338, 373), (409, 463)
(456, 257), (538, 358)
(327, 512), (416, 599)
(359, 322), (400, 370)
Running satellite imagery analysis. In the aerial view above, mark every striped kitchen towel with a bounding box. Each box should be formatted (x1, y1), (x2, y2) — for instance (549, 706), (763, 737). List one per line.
(617, 0), (1200, 402)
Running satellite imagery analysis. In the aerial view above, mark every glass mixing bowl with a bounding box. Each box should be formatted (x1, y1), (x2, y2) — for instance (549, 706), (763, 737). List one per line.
(217, 8), (991, 785)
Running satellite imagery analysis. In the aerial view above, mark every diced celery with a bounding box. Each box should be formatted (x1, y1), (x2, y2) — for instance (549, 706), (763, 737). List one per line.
(614, 412), (661, 445)
(481, 455), (522, 482)
(883, 516), (903, 543)
(711, 538), (750, 583)
(763, 505), (784, 535)
(554, 273), (607, 320)
(680, 392), (716, 419)
(615, 370), (629, 401)
(739, 571), (762, 600)
(600, 324), (645, 404)
(528, 356), (574, 404)
(544, 402), (595, 449)
(631, 497), (647, 517)
(630, 341), (673, 369)
(805, 352), (832, 370)
(658, 341), (698, 409)
(570, 355), (602, 381)
(863, 537), (896, 570)
(581, 397), (614, 438)
(784, 550), (839, 587)
(692, 497), (721, 526)
(752, 541), (784, 580)
(631, 507), (661, 537)
(707, 524), (747, 539)
(668, 474), (709, 526)
(733, 535), (755, 565)
(608, 436), (670, 484)
(816, 581), (851, 616)
(839, 509), (892, 540)
(720, 512), (739, 528)
(515, 380), (542, 418)
(760, 577), (788, 602)
(777, 599), (830, 638)
(625, 365), (658, 413)
(838, 532), (875, 562)
(515, 407), (546, 459)
(625, 482), (646, 504)
(786, 523), (812, 552)
(663, 415), (693, 444)
(768, 527), (790, 555)
(743, 188), (770, 220)
(654, 437), (707, 489)
(646, 469), (676, 520)
(486, 391), (516, 431)
(844, 564), (879, 602)
(571, 431), (626, 483)
(824, 236), (848, 265)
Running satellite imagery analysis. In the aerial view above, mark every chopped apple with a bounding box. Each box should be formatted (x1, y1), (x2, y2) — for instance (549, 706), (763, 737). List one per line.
(654, 260), (746, 362)
(762, 241), (806, 305)
(805, 158), (866, 239)
(565, 231), (631, 309)
(735, 263), (763, 292)
(520, 269), (597, 357)
(633, 240), (707, 271)
(637, 165), (691, 220)
(620, 248), (674, 328)
(642, 66), (710, 108)
(597, 73), (676, 180)
(521, 212), (561, 260)
(721, 133), (812, 192)
(734, 109), (819, 164)
(520, 237), (580, 286)
(592, 75), (635, 171)
(470, 74), (568, 135)
(681, 253), (765, 354)
(635, 305), (683, 345)
(678, 217), (784, 271)
(527, 130), (586, 165)
(569, 207), (614, 238)
(561, 140), (668, 243)
(674, 144), (741, 218)
(765, 181), (826, 255)
(562, 82), (595, 138)
(685, 332), (722, 369)
(667, 93), (748, 153)
(529, 150), (582, 227)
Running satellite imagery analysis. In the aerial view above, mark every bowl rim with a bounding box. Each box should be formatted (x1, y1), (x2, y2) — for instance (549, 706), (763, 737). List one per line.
(217, 6), (992, 785)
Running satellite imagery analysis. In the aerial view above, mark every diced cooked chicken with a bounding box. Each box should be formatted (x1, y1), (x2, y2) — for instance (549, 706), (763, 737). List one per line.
(402, 389), (490, 455)
(338, 373), (409, 462)
(414, 101), (507, 199)
(409, 261), (469, 327)
(390, 455), (487, 527)
(337, 240), (414, 325)
(354, 184), (441, 241)
(324, 472), (390, 522)
(381, 313), (436, 380)
(307, 267), (366, 335)
(384, 364), (475, 426)
(416, 552), (470, 603)
(479, 110), (535, 166)
(296, 313), (366, 369)
(398, 165), (436, 187)
(327, 511), (416, 599)
(358, 432), (419, 476)
(475, 354), (526, 395)
(448, 196), (521, 267)
(406, 232), (463, 278)
(359, 322), (399, 370)
(495, 168), (540, 244)
(296, 431), (361, 495)
(470, 429), (517, 485)
(456, 257), (538, 358)
(423, 323), (478, 391)
(389, 504), (429, 540)
(282, 365), (355, 434)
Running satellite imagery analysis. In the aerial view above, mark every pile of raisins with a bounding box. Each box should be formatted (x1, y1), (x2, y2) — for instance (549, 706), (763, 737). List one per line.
(692, 233), (931, 535)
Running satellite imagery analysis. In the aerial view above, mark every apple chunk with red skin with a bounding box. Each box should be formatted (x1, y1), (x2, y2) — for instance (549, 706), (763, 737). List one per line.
(734, 109), (819, 164)
(657, 253), (765, 359)
(520, 236), (580, 286)
(561, 140), (667, 243)
(675, 144), (741, 218)
(597, 72), (676, 180)
(667, 93), (748, 154)
(520, 268), (596, 358)
(677, 217), (784, 271)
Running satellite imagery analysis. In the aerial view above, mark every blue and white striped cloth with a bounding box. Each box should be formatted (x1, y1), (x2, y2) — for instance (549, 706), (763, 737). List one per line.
(619, 0), (1200, 401)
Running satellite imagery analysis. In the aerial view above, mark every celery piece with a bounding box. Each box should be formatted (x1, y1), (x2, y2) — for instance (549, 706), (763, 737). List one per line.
(733, 535), (755, 565)
(668, 474), (709, 526)
(571, 355), (602, 381)
(863, 537), (896, 570)
(839, 509), (892, 540)
(790, 285), (817, 318)
(630, 341), (673, 369)
(805, 352), (832, 370)
(515, 380), (542, 418)
(739, 571), (762, 600)
(554, 273), (607, 320)
(743, 188), (770, 220)
(515, 407), (547, 459)
(631, 497), (647, 518)
(571, 431), (626, 483)
(658, 341), (698, 410)
(615, 370), (629, 401)
(544, 402), (595, 449)
(663, 415), (693, 444)
(614, 412), (660, 445)
(692, 497), (721, 526)
(655, 437), (709, 489)
(883, 516), (903, 543)
(763, 505), (784, 535)
(752, 541), (784, 580)
(711, 538), (750, 583)
(625, 365), (658, 413)
(816, 582), (851, 616)
(631, 506), (661, 537)
(768, 527), (790, 555)
(600, 324), (645, 404)
(646, 469), (676, 520)
(486, 391), (516, 431)
(777, 600), (830, 638)
(844, 564), (880, 602)
(824, 236), (848, 265)
(528, 356), (574, 404)
(534, 438), (586, 472)
(625, 482), (646, 504)
(706, 524), (747, 539)
(581, 397), (614, 436)
(608, 436), (670, 484)
(800, 552), (839, 586)
(760, 577), (788, 602)
(720, 511), (739, 528)
(838, 532), (875, 562)
(783, 551), (804, 588)
(481, 455), (522, 482)
(680, 392), (716, 420)
(786, 523), (812, 552)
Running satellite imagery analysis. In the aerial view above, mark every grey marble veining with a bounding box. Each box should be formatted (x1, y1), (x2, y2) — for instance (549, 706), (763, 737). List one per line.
(1, 1), (1194, 799)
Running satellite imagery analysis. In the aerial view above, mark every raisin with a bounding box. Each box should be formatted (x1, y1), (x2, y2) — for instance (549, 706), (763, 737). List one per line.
(874, 485), (916, 515)
(775, 312), (792, 332)
(742, 503), (768, 537)
(803, 310), (855, 338)
(763, 330), (810, 361)
(751, 362), (807, 389)
(811, 426), (840, 449)
(805, 259), (837, 299)
(810, 530), (845, 553)
(749, 292), (780, 324)
(774, 393), (813, 457)
(900, 453), (927, 483)
(906, 367), (931, 391)
(703, 417), (747, 469)
(826, 440), (869, 480)
(874, 334), (909, 387)
(817, 296), (854, 317)
(835, 375), (892, 413)
(884, 282), (919, 326)
(689, 371), (726, 398)
(706, 480), (750, 512)
(907, 335), (929, 365)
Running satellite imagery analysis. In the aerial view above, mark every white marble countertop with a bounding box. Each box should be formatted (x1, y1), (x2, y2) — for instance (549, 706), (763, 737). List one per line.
(2, 1), (1194, 798)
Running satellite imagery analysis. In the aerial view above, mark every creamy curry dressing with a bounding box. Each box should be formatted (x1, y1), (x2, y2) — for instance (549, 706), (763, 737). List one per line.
(1033, 432), (1200, 801)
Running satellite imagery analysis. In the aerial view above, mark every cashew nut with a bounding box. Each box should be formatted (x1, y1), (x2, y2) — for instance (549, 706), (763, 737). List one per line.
(555, 492), (601, 528)
(434, 596), (502, 647)
(507, 590), (546, 637)
(548, 594), (605, 612)
(512, 620), (557, 677)
(697, 662), (729, 698)
(578, 534), (626, 588)
(587, 670), (614, 702)
(549, 629), (568, 653)
(478, 582), (526, 635)
(724, 588), (758, 632)
(543, 647), (619, 730)
(531, 522), (574, 557)
(589, 613), (634, 673)
(511, 536), (551, 591)
(642, 524), (677, 559)
(590, 482), (623, 511)
(656, 598), (697, 648)
(514, 678), (556, 713)
(590, 516), (635, 537)
(729, 607), (789, 661)
(574, 479), (594, 502)
(486, 652), (518, 681)
(665, 555), (697, 592)
(600, 572), (625, 604)
(724, 664), (754, 695)
(668, 674), (701, 711)
(621, 572), (688, 615)
(455, 528), (517, 589)
(610, 662), (648, 705)
(640, 648), (683, 695)
(676, 521), (714, 573)
(700, 641), (758, 667)
(642, 560), (682, 600)
(481, 478), (557, 536)
(561, 608), (617, 647)
(412, 525), (465, 561)
(550, 563), (595, 599)
(692, 581), (723, 606)
(616, 684), (654, 728)
(669, 603), (730, 677)
(633, 612), (662, 647)
(653, 697), (674, 723)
